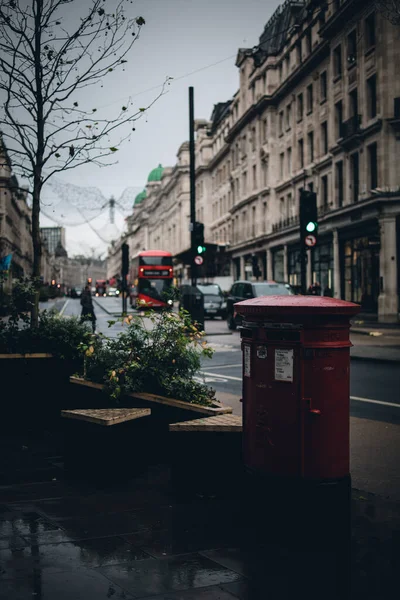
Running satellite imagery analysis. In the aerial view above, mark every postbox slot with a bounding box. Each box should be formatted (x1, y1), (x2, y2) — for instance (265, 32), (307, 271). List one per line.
(240, 328), (253, 339)
(267, 331), (301, 342)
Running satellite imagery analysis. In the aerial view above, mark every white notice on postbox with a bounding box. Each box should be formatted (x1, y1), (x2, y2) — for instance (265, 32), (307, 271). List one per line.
(244, 345), (251, 377)
(274, 349), (294, 382)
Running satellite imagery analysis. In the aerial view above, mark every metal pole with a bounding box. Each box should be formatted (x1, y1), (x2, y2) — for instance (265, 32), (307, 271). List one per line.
(189, 86), (196, 287)
(300, 245), (307, 295)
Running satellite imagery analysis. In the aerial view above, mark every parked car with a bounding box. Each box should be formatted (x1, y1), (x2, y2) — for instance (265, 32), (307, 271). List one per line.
(226, 281), (294, 330)
(71, 287), (82, 299)
(196, 283), (227, 319)
(107, 287), (119, 297)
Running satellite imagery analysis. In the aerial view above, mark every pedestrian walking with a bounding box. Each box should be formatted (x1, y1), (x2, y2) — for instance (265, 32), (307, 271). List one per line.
(80, 284), (96, 333)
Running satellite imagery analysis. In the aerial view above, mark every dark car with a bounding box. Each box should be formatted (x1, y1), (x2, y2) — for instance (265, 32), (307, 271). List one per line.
(226, 281), (294, 329)
(196, 283), (227, 319)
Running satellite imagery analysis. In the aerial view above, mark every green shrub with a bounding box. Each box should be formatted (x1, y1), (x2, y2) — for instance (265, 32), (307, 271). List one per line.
(82, 310), (216, 406)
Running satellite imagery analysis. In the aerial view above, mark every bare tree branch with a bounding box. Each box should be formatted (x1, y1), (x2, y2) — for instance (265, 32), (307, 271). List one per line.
(0, 0), (163, 326)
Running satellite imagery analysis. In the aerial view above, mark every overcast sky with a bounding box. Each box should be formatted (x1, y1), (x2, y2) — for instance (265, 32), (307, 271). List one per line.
(39, 0), (282, 255)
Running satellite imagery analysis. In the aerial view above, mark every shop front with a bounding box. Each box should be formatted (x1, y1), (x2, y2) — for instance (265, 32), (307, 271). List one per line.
(341, 226), (380, 313)
(288, 247), (301, 294)
(312, 240), (334, 297)
(272, 248), (285, 283)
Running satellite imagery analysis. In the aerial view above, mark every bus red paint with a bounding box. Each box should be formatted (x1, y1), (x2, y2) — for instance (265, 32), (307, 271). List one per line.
(130, 250), (173, 308)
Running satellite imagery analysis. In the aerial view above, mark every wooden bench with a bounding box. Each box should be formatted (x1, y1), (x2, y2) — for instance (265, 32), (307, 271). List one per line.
(169, 414), (243, 494)
(62, 407), (152, 481)
(61, 408), (151, 426)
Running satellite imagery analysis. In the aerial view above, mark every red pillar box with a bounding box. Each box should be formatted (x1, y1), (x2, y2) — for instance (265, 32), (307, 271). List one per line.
(235, 296), (360, 481)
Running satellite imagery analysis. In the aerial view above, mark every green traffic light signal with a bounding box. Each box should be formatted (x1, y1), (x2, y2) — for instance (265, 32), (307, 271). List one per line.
(197, 245), (206, 254)
(306, 221), (317, 233)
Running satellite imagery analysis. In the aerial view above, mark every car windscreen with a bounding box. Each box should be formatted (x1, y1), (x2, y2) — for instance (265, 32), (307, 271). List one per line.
(253, 284), (292, 296)
(197, 285), (221, 296)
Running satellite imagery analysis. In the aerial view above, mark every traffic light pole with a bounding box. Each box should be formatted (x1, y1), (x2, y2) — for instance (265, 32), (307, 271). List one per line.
(300, 244), (307, 296)
(189, 86), (197, 287)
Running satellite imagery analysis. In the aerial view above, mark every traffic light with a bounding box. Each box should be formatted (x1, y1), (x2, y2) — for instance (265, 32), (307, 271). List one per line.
(193, 222), (205, 254)
(87, 277), (92, 284)
(121, 243), (129, 276)
(299, 190), (318, 249)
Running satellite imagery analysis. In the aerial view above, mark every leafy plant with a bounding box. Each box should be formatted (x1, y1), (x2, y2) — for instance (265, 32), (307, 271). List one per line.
(0, 285), (93, 359)
(82, 310), (216, 406)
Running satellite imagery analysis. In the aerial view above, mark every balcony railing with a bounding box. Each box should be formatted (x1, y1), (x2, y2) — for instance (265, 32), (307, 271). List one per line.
(340, 114), (362, 139)
(272, 214), (299, 233)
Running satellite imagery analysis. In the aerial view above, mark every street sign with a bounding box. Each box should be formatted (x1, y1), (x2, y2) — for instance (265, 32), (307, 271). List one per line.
(194, 255), (203, 265)
(305, 234), (317, 247)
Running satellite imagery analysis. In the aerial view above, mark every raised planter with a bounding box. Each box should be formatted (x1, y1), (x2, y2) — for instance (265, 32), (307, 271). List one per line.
(0, 354), (83, 432)
(69, 376), (233, 464)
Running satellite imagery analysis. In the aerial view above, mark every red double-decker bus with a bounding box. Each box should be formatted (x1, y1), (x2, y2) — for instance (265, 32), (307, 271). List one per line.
(130, 250), (173, 308)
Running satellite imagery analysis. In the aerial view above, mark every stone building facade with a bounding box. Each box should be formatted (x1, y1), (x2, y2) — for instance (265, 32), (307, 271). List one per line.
(110, 0), (400, 322)
(199, 0), (400, 322)
(0, 140), (33, 286)
(108, 149), (192, 282)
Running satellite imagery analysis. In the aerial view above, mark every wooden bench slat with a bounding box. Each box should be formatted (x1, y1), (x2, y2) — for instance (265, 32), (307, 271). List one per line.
(70, 378), (233, 416)
(169, 414), (242, 432)
(61, 408), (151, 426)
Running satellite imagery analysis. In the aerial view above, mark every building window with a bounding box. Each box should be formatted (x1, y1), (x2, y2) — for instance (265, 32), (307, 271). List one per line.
(321, 121), (328, 155)
(347, 30), (357, 66)
(279, 62), (283, 82)
(297, 93), (304, 121)
(286, 103), (292, 130)
(350, 152), (359, 203)
(365, 12), (376, 49)
(368, 142), (378, 189)
(307, 84), (313, 114)
(333, 44), (342, 77)
(262, 117), (268, 142)
(321, 175), (329, 209)
(279, 111), (284, 135)
(262, 159), (269, 187)
(335, 100), (343, 138)
(242, 171), (247, 195)
(366, 74), (377, 119)
(307, 131), (314, 164)
(296, 40), (302, 64)
(251, 84), (256, 104)
(263, 202), (267, 233)
(280, 152), (285, 179)
(287, 147), (292, 175)
(306, 29), (312, 55)
(252, 164), (257, 190)
(285, 55), (290, 76)
(251, 127), (256, 152)
(320, 71), (327, 102)
(336, 161), (344, 207)
(298, 138), (304, 169)
(349, 88), (358, 118)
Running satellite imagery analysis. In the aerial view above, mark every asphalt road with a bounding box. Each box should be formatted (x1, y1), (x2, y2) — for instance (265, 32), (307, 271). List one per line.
(59, 296), (400, 500)
(59, 296), (400, 424)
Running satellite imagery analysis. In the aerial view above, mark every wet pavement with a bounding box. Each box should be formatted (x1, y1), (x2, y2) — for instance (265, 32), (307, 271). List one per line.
(0, 430), (399, 599)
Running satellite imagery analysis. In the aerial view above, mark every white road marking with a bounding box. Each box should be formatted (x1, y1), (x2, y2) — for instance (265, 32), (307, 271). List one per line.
(194, 376), (229, 384)
(200, 371), (242, 382)
(350, 396), (400, 409)
(201, 364), (242, 370)
(59, 299), (69, 316)
(200, 370), (400, 409)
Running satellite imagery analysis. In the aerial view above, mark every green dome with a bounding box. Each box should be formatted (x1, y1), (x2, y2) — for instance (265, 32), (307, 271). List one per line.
(147, 164), (164, 182)
(134, 190), (146, 205)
